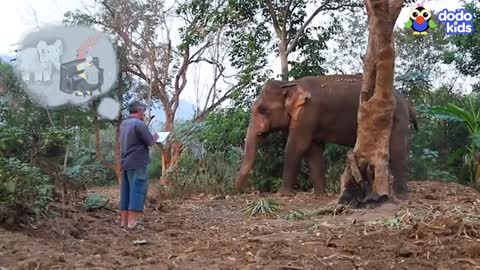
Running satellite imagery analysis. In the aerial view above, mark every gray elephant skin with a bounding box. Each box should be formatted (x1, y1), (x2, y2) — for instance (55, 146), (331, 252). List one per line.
(234, 74), (418, 200)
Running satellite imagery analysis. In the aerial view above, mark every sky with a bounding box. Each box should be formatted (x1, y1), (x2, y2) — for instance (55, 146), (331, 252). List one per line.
(0, 0), (475, 108)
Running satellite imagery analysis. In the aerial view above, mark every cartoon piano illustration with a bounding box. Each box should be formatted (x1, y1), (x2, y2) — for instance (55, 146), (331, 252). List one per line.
(60, 56), (104, 97)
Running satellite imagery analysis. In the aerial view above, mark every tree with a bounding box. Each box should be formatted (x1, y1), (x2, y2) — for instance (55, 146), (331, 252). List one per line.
(67, 0), (241, 184)
(443, 1), (480, 79)
(263, 0), (362, 79)
(323, 7), (368, 74)
(337, 0), (407, 207)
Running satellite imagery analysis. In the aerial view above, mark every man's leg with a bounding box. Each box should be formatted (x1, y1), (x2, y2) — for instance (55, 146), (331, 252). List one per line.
(127, 167), (148, 228)
(119, 170), (130, 227)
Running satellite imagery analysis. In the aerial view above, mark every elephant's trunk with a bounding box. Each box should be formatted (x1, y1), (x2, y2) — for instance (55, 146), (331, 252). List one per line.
(235, 122), (265, 190)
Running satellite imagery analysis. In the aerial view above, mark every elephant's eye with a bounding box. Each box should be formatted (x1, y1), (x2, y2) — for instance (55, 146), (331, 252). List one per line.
(258, 106), (268, 115)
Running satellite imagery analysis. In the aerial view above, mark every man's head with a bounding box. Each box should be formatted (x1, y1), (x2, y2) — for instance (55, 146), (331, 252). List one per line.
(128, 101), (147, 120)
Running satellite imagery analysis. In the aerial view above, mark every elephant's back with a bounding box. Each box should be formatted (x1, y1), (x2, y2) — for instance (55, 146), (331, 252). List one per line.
(17, 48), (39, 66)
(298, 75), (362, 146)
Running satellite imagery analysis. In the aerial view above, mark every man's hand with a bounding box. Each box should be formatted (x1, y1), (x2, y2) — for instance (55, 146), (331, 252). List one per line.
(152, 132), (159, 143)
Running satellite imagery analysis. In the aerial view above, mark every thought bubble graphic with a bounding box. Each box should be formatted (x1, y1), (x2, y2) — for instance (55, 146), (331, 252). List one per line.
(12, 25), (119, 108)
(98, 97), (121, 120)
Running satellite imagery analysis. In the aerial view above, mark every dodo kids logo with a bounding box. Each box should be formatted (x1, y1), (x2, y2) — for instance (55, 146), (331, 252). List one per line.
(436, 8), (475, 35)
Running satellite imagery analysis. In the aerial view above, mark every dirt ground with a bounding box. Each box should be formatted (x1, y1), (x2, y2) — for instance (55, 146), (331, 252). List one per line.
(2, 180), (480, 270)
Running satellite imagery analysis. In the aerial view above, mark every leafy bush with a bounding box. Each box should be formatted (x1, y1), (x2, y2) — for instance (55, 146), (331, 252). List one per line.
(430, 97), (480, 183)
(40, 127), (74, 156)
(0, 125), (28, 159)
(164, 145), (242, 196)
(324, 144), (350, 193)
(200, 107), (250, 152)
(147, 149), (162, 180)
(65, 148), (116, 187)
(0, 158), (53, 209)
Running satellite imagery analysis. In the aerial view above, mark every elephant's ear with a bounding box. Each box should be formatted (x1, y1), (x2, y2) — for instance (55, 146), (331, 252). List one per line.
(54, 40), (62, 49)
(283, 83), (311, 123)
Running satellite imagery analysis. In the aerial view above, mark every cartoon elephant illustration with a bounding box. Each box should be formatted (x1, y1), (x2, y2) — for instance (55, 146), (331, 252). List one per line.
(16, 40), (63, 82)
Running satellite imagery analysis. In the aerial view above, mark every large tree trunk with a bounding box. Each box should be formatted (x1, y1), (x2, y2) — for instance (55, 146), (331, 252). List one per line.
(337, 0), (405, 207)
(159, 111), (184, 185)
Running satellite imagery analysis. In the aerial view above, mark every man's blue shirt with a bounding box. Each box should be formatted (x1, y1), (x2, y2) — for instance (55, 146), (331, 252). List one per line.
(120, 116), (155, 170)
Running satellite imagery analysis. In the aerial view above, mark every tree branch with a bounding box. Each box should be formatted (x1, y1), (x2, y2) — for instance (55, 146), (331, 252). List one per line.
(282, 0), (294, 41)
(389, 0), (405, 24)
(265, 0), (283, 39)
(286, 1), (363, 54)
(171, 45), (190, 114)
(193, 85), (238, 123)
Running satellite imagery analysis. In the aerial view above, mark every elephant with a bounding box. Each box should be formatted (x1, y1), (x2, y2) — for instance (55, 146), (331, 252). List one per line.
(16, 40), (63, 82)
(234, 74), (418, 200)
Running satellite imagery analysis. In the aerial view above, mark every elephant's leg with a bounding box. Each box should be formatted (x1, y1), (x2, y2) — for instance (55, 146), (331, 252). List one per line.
(43, 66), (52, 82)
(279, 130), (312, 196)
(306, 143), (326, 195)
(34, 71), (43, 81)
(389, 124), (409, 200)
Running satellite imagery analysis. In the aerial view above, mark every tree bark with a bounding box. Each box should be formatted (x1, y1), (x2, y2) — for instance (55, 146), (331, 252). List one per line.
(337, 0), (405, 207)
(158, 112), (184, 185)
(93, 106), (121, 183)
(280, 46), (289, 80)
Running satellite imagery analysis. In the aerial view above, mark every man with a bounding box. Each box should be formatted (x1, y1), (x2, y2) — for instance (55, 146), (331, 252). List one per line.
(119, 101), (159, 230)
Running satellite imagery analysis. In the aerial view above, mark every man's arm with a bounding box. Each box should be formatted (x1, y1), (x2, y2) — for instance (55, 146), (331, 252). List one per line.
(135, 122), (159, 146)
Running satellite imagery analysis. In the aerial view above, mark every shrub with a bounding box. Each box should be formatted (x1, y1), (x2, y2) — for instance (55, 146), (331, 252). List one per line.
(65, 147), (116, 187)
(147, 149), (162, 180)
(0, 157), (53, 209)
(164, 145), (242, 196)
(0, 125), (28, 159)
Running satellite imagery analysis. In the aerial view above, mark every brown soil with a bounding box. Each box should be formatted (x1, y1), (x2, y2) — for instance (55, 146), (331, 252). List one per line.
(1, 180), (480, 270)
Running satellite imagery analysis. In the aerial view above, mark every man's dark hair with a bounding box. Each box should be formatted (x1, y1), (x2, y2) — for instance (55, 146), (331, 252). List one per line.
(128, 101), (147, 113)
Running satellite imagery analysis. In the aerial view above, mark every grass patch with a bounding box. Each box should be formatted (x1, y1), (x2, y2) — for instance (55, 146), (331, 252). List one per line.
(242, 199), (281, 217)
(285, 205), (349, 220)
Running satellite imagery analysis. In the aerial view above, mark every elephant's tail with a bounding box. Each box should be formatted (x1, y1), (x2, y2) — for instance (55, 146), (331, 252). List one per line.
(407, 99), (418, 131)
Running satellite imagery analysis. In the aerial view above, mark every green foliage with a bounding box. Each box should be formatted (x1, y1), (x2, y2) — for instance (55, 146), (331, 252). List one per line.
(65, 148), (116, 187)
(285, 210), (307, 220)
(147, 149), (162, 180)
(39, 127), (74, 158)
(0, 125), (28, 158)
(324, 145), (350, 192)
(251, 132), (291, 192)
(285, 205), (347, 220)
(442, 2), (480, 77)
(429, 96), (480, 183)
(164, 146), (242, 195)
(200, 108), (250, 151)
(242, 199), (281, 217)
(0, 158), (53, 209)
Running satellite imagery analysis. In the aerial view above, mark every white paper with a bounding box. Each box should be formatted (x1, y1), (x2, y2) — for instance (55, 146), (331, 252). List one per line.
(155, 132), (170, 144)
